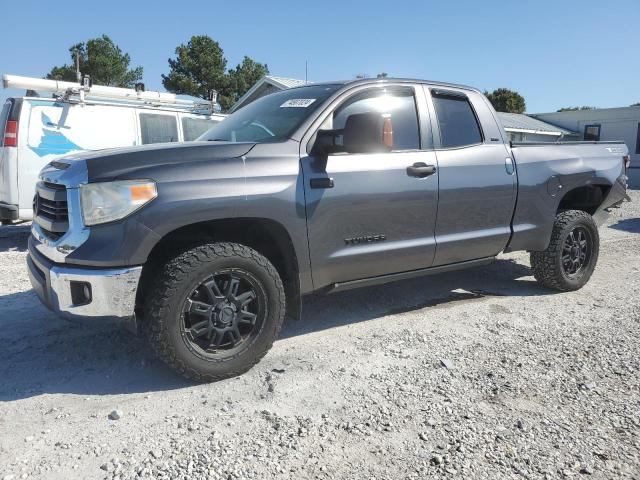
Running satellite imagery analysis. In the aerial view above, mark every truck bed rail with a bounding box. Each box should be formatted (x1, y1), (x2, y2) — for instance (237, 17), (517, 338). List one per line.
(511, 140), (626, 147)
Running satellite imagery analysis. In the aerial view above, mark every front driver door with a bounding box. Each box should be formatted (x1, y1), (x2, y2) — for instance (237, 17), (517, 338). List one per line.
(301, 85), (439, 289)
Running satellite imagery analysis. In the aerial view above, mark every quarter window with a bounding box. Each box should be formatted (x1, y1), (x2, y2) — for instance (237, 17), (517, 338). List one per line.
(432, 92), (483, 148)
(331, 88), (420, 151)
(584, 124), (601, 141)
(635, 122), (640, 155)
(182, 117), (220, 141)
(140, 113), (178, 144)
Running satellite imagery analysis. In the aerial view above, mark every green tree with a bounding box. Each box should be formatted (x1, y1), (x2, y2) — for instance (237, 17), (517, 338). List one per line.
(631, 102), (640, 107)
(227, 56), (269, 109)
(485, 88), (526, 113)
(376, 72), (388, 78)
(162, 35), (268, 111)
(46, 35), (143, 87)
(557, 106), (596, 112)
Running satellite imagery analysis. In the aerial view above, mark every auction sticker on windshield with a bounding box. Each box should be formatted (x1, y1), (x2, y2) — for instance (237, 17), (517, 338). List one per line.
(280, 99), (316, 108)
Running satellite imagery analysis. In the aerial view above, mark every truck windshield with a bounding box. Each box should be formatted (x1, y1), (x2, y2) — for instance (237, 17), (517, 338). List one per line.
(199, 84), (341, 143)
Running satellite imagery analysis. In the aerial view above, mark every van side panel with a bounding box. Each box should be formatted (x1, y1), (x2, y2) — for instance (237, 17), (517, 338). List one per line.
(17, 101), (138, 217)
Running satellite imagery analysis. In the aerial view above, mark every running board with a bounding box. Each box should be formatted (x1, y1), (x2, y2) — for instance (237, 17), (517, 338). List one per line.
(327, 257), (496, 294)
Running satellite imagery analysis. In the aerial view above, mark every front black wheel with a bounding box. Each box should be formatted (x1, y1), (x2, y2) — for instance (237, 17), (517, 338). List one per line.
(144, 242), (285, 382)
(530, 210), (599, 291)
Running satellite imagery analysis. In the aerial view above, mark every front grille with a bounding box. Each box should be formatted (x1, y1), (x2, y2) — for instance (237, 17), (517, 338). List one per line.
(34, 182), (69, 240)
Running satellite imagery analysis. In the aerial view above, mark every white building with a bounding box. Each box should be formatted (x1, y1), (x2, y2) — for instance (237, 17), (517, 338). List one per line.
(534, 107), (640, 187)
(497, 112), (578, 142)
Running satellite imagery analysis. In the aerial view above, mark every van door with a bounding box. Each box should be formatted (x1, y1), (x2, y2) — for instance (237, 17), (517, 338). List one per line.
(302, 85), (439, 288)
(0, 99), (19, 216)
(427, 88), (516, 265)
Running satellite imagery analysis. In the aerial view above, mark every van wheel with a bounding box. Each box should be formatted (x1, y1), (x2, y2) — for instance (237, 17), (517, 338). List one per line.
(144, 242), (286, 382)
(530, 210), (599, 291)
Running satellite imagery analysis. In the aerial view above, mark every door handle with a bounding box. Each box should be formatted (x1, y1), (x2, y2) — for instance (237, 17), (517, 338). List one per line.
(505, 157), (515, 175)
(310, 177), (334, 189)
(406, 162), (436, 178)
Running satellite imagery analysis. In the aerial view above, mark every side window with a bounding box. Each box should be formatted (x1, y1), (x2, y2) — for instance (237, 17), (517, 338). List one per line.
(584, 124), (601, 141)
(139, 113), (178, 144)
(636, 122), (640, 155)
(0, 101), (10, 145)
(432, 92), (483, 148)
(331, 88), (420, 151)
(182, 117), (220, 141)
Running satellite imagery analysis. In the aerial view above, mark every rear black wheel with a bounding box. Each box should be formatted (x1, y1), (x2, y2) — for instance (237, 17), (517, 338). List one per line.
(144, 242), (285, 382)
(530, 210), (599, 291)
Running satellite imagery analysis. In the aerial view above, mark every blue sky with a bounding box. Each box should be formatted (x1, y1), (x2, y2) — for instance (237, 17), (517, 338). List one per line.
(1, 0), (638, 113)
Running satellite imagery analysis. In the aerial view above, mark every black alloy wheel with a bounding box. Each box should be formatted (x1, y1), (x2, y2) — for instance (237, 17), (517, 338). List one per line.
(561, 226), (592, 278)
(181, 269), (267, 360)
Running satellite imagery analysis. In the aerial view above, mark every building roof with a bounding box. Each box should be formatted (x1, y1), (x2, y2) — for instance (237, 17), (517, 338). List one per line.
(266, 76), (311, 89)
(497, 112), (577, 136)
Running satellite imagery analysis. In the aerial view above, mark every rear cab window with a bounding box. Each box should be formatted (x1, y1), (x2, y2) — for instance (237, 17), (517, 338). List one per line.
(431, 90), (483, 148)
(182, 117), (220, 141)
(140, 113), (179, 144)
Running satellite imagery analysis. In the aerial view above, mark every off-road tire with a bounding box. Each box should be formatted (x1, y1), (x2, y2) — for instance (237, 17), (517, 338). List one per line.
(143, 242), (285, 382)
(530, 210), (599, 291)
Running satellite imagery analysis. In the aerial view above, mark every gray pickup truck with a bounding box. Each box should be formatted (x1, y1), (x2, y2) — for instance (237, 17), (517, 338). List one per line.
(27, 78), (630, 381)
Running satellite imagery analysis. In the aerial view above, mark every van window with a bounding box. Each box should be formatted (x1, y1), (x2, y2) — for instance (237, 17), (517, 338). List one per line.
(331, 88), (420, 151)
(432, 93), (483, 148)
(182, 117), (220, 141)
(0, 101), (10, 146)
(140, 113), (178, 144)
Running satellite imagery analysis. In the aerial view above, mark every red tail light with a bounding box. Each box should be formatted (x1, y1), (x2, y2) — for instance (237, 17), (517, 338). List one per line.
(623, 154), (631, 169)
(3, 120), (18, 147)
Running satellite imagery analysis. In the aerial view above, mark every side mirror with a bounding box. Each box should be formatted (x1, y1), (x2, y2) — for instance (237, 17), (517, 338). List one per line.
(343, 112), (393, 154)
(312, 129), (342, 156)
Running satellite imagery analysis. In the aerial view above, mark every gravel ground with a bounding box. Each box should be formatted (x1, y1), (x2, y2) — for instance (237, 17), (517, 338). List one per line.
(0, 192), (639, 480)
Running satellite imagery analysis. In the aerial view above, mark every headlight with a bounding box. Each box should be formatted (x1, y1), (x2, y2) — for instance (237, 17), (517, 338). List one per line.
(80, 180), (157, 226)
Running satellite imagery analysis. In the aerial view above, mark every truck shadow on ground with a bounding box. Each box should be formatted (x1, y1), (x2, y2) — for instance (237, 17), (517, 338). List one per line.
(282, 258), (545, 339)
(609, 218), (640, 233)
(0, 224), (30, 253)
(0, 258), (552, 400)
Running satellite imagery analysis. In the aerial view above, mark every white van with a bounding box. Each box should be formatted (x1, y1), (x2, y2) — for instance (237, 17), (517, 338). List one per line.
(0, 76), (226, 223)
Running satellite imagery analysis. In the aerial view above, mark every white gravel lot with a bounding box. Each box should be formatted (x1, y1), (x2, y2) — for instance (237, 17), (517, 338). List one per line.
(0, 192), (639, 480)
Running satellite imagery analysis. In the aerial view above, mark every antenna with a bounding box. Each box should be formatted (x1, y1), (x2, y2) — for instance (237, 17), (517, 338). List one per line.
(74, 48), (81, 83)
(305, 61), (308, 84)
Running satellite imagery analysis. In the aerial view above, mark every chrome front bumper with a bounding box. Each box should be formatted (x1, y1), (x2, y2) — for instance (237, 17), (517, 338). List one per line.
(27, 238), (142, 324)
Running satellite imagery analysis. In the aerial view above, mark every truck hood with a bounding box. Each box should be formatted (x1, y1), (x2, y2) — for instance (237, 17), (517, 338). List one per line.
(59, 141), (256, 182)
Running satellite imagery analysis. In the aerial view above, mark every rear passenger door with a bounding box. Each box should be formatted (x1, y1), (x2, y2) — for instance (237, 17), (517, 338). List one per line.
(427, 87), (516, 265)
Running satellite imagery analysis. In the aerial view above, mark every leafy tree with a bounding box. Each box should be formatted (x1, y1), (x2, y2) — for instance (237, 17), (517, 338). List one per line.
(162, 35), (268, 111)
(376, 72), (388, 78)
(46, 35), (143, 87)
(557, 106), (596, 112)
(485, 88), (526, 114)
(631, 102), (640, 107)
(227, 56), (269, 109)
